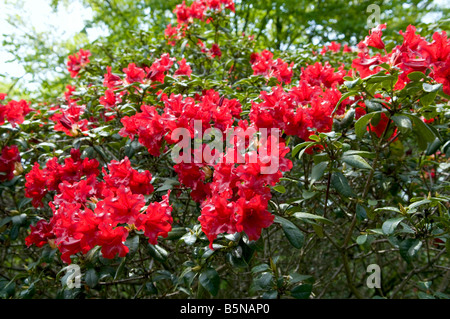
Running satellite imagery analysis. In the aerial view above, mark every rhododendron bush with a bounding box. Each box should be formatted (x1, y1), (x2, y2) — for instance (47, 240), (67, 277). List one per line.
(1, 0), (449, 300)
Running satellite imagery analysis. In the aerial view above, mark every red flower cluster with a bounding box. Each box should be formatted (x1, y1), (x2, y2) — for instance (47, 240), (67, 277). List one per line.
(0, 96), (33, 127)
(50, 102), (88, 137)
(300, 62), (347, 88)
(119, 89), (242, 157)
(320, 41), (352, 55)
(174, 58), (193, 78)
(165, 0), (234, 46)
(25, 148), (99, 208)
(118, 84), (297, 246)
(352, 24), (450, 94)
(250, 62), (349, 143)
(0, 145), (21, 182)
(122, 54), (175, 85)
(358, 24), (387, 50)
(67, 48), (91, 78)
(173, 0), (234, 24)
(250, 50), (294, 84)
(25, 151), (173, 263)
(199, 132), (292, 248)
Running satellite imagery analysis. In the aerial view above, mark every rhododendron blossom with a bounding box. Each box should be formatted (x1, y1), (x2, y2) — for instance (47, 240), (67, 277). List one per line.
(251, 49), (293, 84)
(25, 149), (173, 263)
(67, 48), (91, 78)
(0, 145), (21, 182)
(0, 98), (33, 127)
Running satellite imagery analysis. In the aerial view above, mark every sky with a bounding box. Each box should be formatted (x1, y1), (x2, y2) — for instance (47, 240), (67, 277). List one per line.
(0, 0), (107, 80)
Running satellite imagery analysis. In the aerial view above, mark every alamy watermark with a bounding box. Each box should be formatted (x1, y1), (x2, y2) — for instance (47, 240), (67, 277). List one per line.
(366, 4), (381, 28)
(366, 264), (381, 289)
(63, 264), (81, 289)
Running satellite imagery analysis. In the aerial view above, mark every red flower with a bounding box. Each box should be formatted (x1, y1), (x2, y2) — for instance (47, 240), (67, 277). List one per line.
(421, 31), (450, 64)
(358, 24), (386, 50)
(103, 157), (154, 195)
(165, 24), (180, 46)
(135, 191), (173, 245)
(97, 186), (146, 226)
(100, 89), (123, 109)
(103, 66), (123, 88)
(174, 58), (192, 78)
(251, 50), (293, 84)
(96, 222), (130, 259)
(147, 53), (175, 83)
(174, 1), (192, 24)
(0, 99), (33, 127)
(343, 44), (352, 52)
(53, 178), (95, 206)
(210, 43), (222, 59)
(235, 195), (274, 241)
(25, 163), (49, 207)
(174, 162), (212, 202)
(119, 104), (167, 157)
(352, 52), (387, 78)
(432, 55), (450, 95)
(0, 145), (21, 182)
(51, 102), (88, 137)
(64, 85), (77, 103)
(123, 63), (146, 84)
(25, 219), (56, 248)
(300, 62), (346, 88)
(67, 48), (91, 78)
(25, 149), (99, 207)
(199, 196), (237, 248)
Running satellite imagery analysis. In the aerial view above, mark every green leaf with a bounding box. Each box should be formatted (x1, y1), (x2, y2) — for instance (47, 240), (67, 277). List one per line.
(342, 155), (373, 170)
(310, 161), (328, 184)
(382, 217), (405, 235)
(147, 244), (168, 263)
(293, 212), (333, 225)
(330, 172), (355, 198)
(404, 114), (436, 149)
(391, 115), (412, 134)
(399, 239), (422, 263)
(274, 216), (304, 249)
(356, 234), (368, 245)
(366, 74), (396, 83)
(407, 199), (431, 211)
(254, 272), (273, 290)
(251, 264), (270, 274)
(365, 99), (382, 112)
(291, 142), (314, 158)
(407, 72), (426, 81)
(355, 112), (382, 139)
(85, 268), (99, 288)
(332, 90), (358, 115)
(344, 78), (362, 89)
(262, 290), (278, 299)
(343, 150), (376, 159)
(420, 91), (437, 107)
(423, 82), (442, 93)
(181, 232), (197, 246)
(290, 284), (312, 299)
(125, 235), (139, 257)
(273, 185), (286, 193)
(356, 204), (368, 220)
(425, 138), (442, 156)
(302, 190), (316, 199)
(199, 268), (220, 296)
